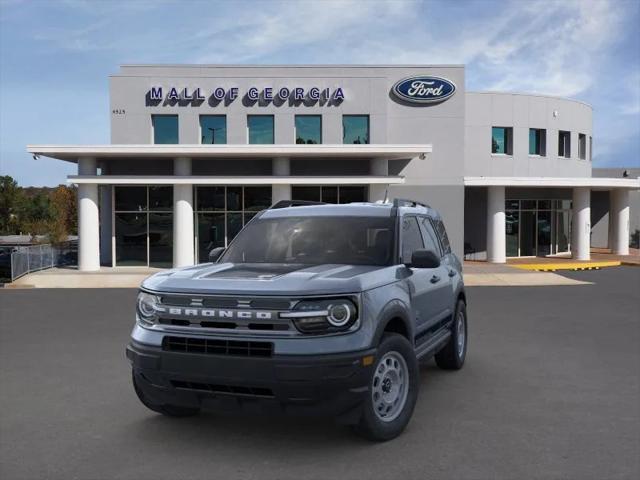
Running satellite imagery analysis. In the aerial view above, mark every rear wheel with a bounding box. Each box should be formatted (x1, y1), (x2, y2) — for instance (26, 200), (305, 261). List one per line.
(132, 371), (200, 417)
(355, 333), (419, 441)
(435, 299), (467, 370)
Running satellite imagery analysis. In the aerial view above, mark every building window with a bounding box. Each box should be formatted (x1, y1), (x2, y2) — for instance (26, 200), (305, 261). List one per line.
(491, 127), (513, 155)
(248, 115), (274, 144)
(529, 128), (546, 156)
(578, 133), (586, 160)
(295, 115), (322, 144)
(343, 115), (369, 144)
(114, 186), (173, 267)
(194, 186), (272, 262)
(589, 136), (593, 161)
(152, 115), (179, 144)
(291, 185), (367, 204)
(558, 130), (571, 158)
(200, 115), (227, 144)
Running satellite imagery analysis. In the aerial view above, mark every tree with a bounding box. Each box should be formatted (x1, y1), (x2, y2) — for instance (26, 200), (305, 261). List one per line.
(0, 175), (25, 234)
(48, 185), (77, 244)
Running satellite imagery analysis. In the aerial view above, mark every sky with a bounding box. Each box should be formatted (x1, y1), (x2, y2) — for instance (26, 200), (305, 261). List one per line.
(0, 0), (639, 187)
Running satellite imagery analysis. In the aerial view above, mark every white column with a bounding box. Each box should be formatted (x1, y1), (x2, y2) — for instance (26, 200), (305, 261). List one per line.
(272, 157), (291, 204)
(77, 157), (100, 271)
(486, 186), (506, 263)
(610, 189), (630, 255)
(572, 187), (591, 260)
(369, 158), (388, 202)
(99, 184), (112, 266)
(173, 157), (194, 268)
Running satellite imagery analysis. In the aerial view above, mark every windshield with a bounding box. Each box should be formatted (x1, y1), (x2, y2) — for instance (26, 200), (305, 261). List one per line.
(220, 216), (395, 266)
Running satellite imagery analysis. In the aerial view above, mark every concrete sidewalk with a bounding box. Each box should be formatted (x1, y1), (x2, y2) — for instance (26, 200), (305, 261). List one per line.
(5, 263), (590, 288)
(6, 267), (160, 289)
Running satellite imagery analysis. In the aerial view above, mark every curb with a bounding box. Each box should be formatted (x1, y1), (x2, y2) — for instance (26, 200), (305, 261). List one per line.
(512, 261), (621, 272)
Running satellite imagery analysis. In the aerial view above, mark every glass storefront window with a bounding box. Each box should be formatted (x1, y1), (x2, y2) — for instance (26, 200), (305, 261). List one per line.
(292, 186), (321, 202)
(321, 186), (338, 204)
(115, 213), (147, 266)
(152, 115), (179, 144)
(248, 115), (274, 144)
(197, 213), (225, 263)
(339, 186), (366, 203)
(200, 115), (227, 144)
(196, 186), (225, 211)
(115, 186), (147, 212)
(149, 186), (172, 211)
(244, 186), (272, 211)
(292, 186), (366, 204)
(114, 186), (174, 267)
(295, 115), (321, 144)
(226, 186), (242, 211)
(149, 213), (173, 268)
(343, 115), (369, 144)
(505, 198), (572, 257)
(227, 213), (243, 243)
(194, 186), (273, 261)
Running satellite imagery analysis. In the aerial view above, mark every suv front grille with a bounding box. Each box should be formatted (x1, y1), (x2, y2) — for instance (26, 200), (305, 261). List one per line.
(162, 336), (273, 357)
(171, 380), (274, 398)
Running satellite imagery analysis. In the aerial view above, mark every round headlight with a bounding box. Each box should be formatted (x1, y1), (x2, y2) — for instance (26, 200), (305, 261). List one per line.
(327, 303), (354, 327)
(137, 292), (159, 321)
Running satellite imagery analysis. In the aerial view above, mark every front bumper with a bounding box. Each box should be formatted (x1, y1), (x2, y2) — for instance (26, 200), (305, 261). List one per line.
(126, 339), (376, 423)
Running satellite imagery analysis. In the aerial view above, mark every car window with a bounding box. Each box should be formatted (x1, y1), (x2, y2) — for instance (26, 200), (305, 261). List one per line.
(433, 218), (451, 254)
(419, 217), (442, 257)
(401, 216), (424, 264)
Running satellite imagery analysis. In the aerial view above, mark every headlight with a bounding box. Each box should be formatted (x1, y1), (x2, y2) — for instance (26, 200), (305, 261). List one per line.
(282, 298), (358, 334)
(136, 291), (160, 326)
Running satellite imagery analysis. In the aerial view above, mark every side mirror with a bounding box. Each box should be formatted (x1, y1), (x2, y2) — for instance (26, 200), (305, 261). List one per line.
(407, 249), (440, 269)
(208, 247), (225, 263)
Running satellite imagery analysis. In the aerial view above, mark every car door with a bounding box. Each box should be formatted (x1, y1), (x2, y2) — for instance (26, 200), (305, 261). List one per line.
(400, 216), (446, 337)
(417, 216), (453, 330)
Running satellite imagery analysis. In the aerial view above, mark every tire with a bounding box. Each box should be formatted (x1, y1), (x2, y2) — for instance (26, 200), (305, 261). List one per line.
(355, 333), (419, 441)
(132, 371), (200, 417)
(435, 299), (467, 370)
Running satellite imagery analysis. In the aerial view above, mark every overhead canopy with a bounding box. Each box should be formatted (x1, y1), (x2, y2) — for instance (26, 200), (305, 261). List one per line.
(67, 175), (405, 185)
(464, 176), (640, 190)
(27, 144), (432, 163)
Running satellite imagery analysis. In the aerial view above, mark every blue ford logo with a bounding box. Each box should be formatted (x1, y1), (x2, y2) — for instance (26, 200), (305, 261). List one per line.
(392, 76), (456, 104)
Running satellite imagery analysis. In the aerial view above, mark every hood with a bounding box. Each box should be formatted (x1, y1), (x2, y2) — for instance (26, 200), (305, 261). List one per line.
(141, 262), (400, 296)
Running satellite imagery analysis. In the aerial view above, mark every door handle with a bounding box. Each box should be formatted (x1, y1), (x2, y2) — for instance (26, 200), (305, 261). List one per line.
(430, 275), (441, 284)
(448, 269), (456, 278)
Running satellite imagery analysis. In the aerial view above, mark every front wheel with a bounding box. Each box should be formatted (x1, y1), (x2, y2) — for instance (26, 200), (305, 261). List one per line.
(435, 299), (467, 370)
(355, 333), (419, 441)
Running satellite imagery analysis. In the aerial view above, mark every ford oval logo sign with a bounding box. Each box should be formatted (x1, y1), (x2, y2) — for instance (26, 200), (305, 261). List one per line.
(392, 76), (456, 104)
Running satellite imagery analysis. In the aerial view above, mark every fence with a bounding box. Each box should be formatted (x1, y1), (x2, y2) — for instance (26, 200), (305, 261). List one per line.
(8, 243), (77, 282)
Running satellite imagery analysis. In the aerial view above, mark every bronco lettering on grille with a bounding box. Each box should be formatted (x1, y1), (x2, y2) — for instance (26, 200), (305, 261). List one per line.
(156, 306), (273, 320)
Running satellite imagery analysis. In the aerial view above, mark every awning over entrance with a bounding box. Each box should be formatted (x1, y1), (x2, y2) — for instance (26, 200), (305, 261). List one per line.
(27, 144), (432, 163)
(464, 176), (640, 189)
(66, 175), (404, 185)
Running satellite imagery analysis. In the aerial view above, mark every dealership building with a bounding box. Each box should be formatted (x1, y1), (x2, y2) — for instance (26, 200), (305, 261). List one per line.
(27, 65), (639, 271)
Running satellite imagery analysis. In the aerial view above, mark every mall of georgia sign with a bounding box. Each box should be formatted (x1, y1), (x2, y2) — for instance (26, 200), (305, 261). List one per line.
(391, 76), (456, 104)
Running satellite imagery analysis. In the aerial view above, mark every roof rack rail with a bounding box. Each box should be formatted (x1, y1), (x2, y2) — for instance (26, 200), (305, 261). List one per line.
(392, 198), (431, 209)
(270, 200), (326, 209)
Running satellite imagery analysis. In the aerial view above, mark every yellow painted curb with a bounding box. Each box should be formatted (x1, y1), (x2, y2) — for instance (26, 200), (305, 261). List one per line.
(512, 261), (621, 272)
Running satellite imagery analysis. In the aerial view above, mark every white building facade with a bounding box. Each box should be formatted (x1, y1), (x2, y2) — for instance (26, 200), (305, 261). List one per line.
(27, 65), (638, 271)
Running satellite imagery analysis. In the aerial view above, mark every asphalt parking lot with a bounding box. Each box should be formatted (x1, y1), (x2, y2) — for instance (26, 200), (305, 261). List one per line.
(1, 267), (639, 480)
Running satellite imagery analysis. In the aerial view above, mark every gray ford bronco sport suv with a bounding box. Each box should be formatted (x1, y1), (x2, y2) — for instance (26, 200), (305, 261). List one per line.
(127, 199), (467, 441)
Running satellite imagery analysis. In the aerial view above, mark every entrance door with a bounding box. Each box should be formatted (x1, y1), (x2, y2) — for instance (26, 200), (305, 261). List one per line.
(520, 211), (536, 256)
(537, 211), (553, 256)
